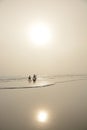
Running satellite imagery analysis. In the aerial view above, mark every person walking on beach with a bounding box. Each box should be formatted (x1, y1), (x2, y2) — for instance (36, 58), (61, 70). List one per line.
(33, 74), (37, 82)
(28, 75), (31, 81)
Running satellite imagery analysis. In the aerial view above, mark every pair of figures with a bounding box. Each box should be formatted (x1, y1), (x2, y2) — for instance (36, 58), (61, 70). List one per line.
(28, 74), (37, 82)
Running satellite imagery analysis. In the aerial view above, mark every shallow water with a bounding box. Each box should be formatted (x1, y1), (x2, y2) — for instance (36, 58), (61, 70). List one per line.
(0, 75), (87, 130)
(0, 75), (87, 89)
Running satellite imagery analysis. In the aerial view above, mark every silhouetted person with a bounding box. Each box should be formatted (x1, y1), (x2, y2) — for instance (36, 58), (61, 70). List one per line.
(28, 75), (31, 82)
(33, 74), (37, 82)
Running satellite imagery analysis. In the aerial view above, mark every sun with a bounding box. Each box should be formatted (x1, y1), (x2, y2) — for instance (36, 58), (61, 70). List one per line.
(37, 111), (48, 123)
(29, 23), (51, 46)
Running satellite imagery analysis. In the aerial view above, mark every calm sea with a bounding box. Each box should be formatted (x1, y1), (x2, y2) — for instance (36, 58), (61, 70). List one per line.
(0, 75), (87, 90)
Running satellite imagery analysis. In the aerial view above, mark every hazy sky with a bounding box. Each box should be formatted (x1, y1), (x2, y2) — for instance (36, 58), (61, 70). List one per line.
(0, 0), (87, 76)
(0, 1), (87, 130)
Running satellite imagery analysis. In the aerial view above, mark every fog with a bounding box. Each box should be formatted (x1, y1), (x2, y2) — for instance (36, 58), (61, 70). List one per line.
(0, 0), (87, 130)
(0, 0), (87, 76)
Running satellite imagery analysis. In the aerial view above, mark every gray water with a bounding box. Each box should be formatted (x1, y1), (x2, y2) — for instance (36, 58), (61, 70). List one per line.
(0, 74), (87, 130)
(0, 74), (87, 89)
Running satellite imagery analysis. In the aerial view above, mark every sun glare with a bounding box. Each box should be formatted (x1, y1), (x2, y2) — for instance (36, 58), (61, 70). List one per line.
(29, 23), (51, 46)
(37, 111), (48, 123)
